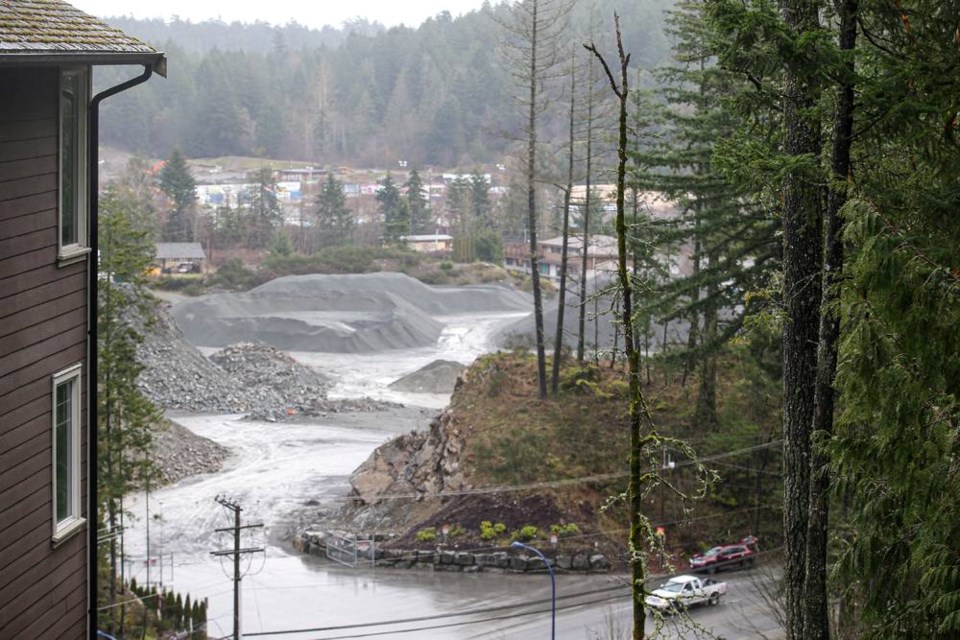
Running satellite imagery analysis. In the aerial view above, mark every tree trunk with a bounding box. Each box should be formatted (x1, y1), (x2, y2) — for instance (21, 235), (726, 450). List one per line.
(682, 199), (702, 388)
(779, 1), (824, 637)
(577, 65), (595, 364)
(804, 1), (856, 637)
(586, 21), (643, 638)
(552, 52), (577, 395)
(527, 0), (548, 399)
(695, 247), (719, 430)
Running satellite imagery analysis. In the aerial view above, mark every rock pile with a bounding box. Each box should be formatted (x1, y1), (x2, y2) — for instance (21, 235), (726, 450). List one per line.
(388, 360), (466, 394)
(136, 299), (253, 414)
(151, 419), (230, 485)
(208, 342), (332, 421)
(137, 296), (398, 421)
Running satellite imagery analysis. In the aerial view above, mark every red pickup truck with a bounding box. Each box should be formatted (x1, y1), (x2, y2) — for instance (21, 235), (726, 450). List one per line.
(689, 536), (758, 574)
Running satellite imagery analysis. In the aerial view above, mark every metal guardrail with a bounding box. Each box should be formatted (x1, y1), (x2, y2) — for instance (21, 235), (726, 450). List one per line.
(326, 533), (375, 568)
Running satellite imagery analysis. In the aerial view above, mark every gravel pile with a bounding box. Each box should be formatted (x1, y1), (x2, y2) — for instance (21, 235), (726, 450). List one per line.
(137, 295), (398, 422)
(170, 272), (532, 353)
(136, 300), (255, 415)
(208, 342), (332, 421)
(152, 419), (231, 485)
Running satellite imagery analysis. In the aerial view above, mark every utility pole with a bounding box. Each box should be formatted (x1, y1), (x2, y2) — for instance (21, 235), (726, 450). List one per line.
(211, 496), (264, 640)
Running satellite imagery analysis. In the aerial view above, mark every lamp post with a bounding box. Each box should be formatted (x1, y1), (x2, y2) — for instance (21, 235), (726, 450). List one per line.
(511, 541), (556, 640)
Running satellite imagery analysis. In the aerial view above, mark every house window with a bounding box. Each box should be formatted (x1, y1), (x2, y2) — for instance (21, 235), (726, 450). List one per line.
(59, 68), (89, 263)
(52, 364), (84, 543)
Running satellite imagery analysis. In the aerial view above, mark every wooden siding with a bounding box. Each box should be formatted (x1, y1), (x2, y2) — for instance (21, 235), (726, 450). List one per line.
(0, 67), (88, 640)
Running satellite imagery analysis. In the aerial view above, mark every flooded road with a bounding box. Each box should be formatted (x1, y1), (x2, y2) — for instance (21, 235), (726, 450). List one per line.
(123, 310), (780, 639)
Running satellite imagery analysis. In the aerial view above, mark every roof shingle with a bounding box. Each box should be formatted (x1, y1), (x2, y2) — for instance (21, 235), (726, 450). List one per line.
(0, 0), (159, 57)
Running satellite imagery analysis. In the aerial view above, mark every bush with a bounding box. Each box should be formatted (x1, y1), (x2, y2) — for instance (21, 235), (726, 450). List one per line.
(559, 365), (605, 395)
(415, 527), (437, 542)
(439, 260), (454, 271)
(475, 230), (504, 264)
(511, 525), (539, 542)
(479, 521), (507, 541)
(211, 258), (259, 290)
(550, 523), (581, 538)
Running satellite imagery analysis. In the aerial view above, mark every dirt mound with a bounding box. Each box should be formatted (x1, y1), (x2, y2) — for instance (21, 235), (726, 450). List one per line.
(170, 273), (531, 353)
(388, 360), (466, 394)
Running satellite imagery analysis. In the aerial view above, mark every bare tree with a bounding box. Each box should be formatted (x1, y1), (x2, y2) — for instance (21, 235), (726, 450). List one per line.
(588, 21), (716, 638)
(551, 44), (578, 395)
(498, 0), (572, 398)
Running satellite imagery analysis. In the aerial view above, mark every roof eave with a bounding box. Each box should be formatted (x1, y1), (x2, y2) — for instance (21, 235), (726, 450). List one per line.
(0, 51), (166, 76)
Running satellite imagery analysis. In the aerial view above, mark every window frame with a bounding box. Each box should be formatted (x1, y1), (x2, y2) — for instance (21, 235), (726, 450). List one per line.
(58, 67), (90, 265)
(52, 363), (85, 544)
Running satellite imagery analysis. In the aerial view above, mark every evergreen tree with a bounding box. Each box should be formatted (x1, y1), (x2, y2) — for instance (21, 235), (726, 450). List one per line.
(159, 148), (196, 241)
(632, 0), (778, 429)
(98, 183), (163, 631)
(469, 171), (492, 230)
(269, 229), (294, 257)
(315, 173), (355, 246)
(183, 595), (192, 632)
(446, 175), (472, 235)
(376, 173), (406, 244)
(828, 2), (960, 636)
(244, 167), (283, 249)
(403, 168), (431, 235)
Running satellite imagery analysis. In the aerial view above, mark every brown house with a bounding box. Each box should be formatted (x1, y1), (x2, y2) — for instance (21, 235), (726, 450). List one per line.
(0, 2), (164, 638)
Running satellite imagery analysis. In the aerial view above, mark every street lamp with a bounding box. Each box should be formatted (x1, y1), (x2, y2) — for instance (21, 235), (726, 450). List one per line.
(511, 541), (556, 640)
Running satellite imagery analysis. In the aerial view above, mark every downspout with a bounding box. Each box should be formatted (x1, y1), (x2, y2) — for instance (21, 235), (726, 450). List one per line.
(88, 63), (154, 640)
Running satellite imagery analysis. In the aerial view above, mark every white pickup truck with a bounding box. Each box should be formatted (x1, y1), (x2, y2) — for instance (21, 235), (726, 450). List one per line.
(645, 574), (727, 612)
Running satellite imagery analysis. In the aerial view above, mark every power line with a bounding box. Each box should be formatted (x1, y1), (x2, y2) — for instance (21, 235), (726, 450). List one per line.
(247, 547), (789, 639)
(323, 439), (784, 504)
(245, 584), (630, 638)
(212, 496), (264, 640)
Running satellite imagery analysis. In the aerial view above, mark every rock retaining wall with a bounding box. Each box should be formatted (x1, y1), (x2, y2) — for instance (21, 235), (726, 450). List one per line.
(294, 531), (611, 574)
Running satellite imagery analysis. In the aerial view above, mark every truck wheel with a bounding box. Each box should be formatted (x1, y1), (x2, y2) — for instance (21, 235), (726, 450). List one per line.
(709, 592), (720, 606)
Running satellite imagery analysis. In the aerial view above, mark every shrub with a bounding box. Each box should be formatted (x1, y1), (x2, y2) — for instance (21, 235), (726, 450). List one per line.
(559, 365), (605, 395)
(550, 523), (581, 538)
(181, 283), (205, 297)
(475, 229), (504, 264)
(211, 258), (259, 290)
(479, 521), (507, 541)
(439, 260), (454, 271)
(415, 527), (437, 542)
(511, 525), (539, 542)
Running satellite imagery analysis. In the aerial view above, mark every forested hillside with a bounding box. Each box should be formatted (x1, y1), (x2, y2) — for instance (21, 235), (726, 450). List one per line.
(95, 0), (675, 166)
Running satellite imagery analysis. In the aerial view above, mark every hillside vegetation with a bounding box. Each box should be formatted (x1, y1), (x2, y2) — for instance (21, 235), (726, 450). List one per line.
(96, 0), (675, 166)
(347, 336), (782, 568)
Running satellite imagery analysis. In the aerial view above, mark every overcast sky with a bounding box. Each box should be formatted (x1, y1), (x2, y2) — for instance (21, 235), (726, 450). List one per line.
(71, 0), (498, 30)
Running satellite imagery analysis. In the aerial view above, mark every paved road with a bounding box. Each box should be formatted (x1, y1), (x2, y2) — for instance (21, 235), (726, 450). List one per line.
(236, 565), (784, 640)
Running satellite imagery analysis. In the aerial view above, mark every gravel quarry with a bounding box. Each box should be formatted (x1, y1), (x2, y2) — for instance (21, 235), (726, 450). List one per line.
(171, 272), (533, 353)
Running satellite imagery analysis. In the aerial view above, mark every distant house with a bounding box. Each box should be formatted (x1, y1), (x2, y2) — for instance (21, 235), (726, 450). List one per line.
(0, 2), (164, 638)
(402, 234), (454, 256)
(504, 234), (620, 281)
(503, 190), (690, 281)
(155, 242), (206, 273)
